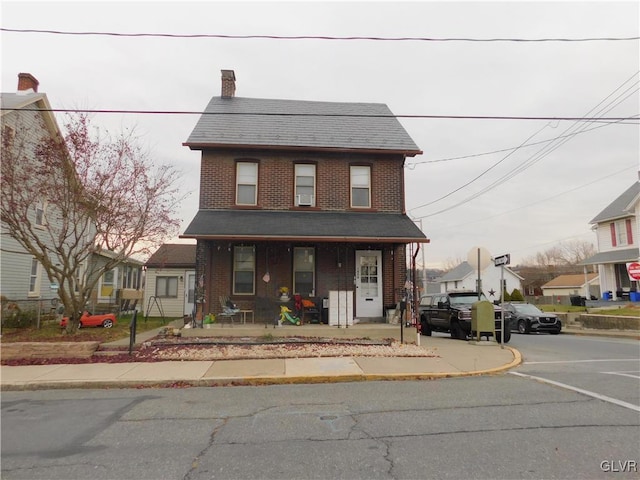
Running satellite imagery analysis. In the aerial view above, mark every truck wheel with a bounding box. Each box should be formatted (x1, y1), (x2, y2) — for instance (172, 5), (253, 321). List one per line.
(420, 318), (432, 336)
(450, 321), (466, 340)
(495, 330), (511, 343)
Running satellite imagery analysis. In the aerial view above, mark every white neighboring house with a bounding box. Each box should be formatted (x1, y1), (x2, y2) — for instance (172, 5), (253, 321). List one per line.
(143, 244), (196, 319)
(541, 273), (600, 299)
(581, 180), (639, 301)
(0, 74), (64, 306)
(438, 261), (523, 301)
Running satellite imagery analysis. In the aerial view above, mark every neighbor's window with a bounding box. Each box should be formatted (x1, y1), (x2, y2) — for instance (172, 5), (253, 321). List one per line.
(236, 162), (258, 205)
(233, 246), (255, 294)
(350, 165), (371, 208)
(156, 276), (178, 298)
(295, 164), (316, 206)
(293, 247), (315, 296)
(35, 201), (45, 226)
(28, 258), (40, 295)
(100, 269), (116, 298)
(611, 219), (632, 247)
(122, 265), (140, 289)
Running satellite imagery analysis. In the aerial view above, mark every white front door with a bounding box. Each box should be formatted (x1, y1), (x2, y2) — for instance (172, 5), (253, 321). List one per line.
(355, 250), (382, 318)
(184, 271), (196, 316)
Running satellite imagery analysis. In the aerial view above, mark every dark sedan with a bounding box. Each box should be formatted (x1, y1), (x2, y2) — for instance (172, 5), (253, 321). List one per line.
(504, 302), (562, 334)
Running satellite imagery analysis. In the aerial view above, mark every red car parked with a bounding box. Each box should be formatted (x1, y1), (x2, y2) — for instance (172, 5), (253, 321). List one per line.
(60, 311), (116, 329)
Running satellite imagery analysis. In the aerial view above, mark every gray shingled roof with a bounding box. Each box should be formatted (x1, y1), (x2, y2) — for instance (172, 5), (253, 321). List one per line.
(0, 92), (47, 115)
(580, 247), (639, 265)
(181, 210), (427, 243)
(590, 181), (640, 223)
(184, 97), (422, 155)
(439, 261), (474, 282)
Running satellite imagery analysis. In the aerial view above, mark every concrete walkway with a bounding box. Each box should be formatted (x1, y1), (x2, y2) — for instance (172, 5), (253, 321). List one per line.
(1, 322), (637, 391)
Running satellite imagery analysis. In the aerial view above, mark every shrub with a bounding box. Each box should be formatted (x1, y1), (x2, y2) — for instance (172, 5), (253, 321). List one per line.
(502, 289), (511, 302)
(510, 289), (524, 301)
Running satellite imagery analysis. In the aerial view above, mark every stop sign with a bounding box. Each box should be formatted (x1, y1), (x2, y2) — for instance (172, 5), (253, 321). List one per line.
(627, 262), (640, 280)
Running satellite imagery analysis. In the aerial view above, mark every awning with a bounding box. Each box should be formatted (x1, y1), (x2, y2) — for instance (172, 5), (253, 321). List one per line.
(580, 248), (639, 265)
(181, 210), (429, 244)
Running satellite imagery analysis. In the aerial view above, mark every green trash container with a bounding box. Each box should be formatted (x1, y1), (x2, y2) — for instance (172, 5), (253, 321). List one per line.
(471, 301), (495, 341)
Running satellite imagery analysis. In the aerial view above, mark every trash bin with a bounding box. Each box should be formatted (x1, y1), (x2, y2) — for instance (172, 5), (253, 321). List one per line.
(630, 292), (640, 302)
(570, 296), (586, 307)
(603, 291), (611, 301)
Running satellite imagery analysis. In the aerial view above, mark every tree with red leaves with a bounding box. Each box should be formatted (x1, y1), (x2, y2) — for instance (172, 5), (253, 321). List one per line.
(1, 112), (183, 332)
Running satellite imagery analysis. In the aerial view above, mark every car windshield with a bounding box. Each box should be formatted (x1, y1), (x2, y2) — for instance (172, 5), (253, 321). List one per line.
(513, 303), (543, 315)
(450, 294), (485, 305)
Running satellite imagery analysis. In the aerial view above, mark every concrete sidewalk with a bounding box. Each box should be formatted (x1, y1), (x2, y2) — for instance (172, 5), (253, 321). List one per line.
(2, 322), (637, 391)
(1, 323), (522, 390)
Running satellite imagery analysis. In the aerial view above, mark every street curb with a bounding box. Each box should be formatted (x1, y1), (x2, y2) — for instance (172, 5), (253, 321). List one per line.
(0, 347), (523, 391)
(561, 330), (640, 340)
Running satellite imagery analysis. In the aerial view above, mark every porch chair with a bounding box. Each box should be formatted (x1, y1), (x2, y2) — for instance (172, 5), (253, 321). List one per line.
(218, 296), (240, 326)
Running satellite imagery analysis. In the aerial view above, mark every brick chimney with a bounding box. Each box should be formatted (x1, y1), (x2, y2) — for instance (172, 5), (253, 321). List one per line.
(221, 70), (236, 98)
(17, 73), (39, 93)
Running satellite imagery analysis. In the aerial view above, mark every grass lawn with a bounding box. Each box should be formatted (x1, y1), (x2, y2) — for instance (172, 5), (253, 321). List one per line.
(0, 313), (174, 343)
(540, 304), (640, 317)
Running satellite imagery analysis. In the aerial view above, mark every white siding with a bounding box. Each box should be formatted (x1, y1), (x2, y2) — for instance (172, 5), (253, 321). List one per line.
(142, 268), (187, 318)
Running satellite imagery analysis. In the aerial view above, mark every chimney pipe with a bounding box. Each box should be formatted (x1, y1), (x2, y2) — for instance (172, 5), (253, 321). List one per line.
(221, 70), (236, 98)
(17, 73), (39, 93)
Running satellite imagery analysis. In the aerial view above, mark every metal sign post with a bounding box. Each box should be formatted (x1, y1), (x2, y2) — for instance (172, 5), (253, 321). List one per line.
(494, 254), (510, 349)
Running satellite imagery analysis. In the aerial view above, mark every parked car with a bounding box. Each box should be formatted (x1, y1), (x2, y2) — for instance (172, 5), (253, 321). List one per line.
(503, 302), (561, 334)
(60, 311), (116, 329)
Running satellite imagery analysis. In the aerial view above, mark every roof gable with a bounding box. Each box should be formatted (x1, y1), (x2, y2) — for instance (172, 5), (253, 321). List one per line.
(184, 97), (422, 155)
(542, 273), (598, 288)
(590, 181), (640, 224)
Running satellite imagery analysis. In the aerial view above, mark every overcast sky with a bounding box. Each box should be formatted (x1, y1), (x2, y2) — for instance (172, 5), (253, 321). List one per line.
(2, 1), (639, 268)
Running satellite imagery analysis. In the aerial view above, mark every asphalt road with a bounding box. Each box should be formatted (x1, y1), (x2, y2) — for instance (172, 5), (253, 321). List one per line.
(2, 333), (639, 480)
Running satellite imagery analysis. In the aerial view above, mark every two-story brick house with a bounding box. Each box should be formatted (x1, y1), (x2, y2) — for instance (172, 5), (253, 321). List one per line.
(581, 179), (639, 300)
(181, 70), (428, 323)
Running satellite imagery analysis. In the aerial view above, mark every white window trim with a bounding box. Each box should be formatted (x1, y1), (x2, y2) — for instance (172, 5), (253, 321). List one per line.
(350, 165), (371, 208)
(28, 258), (41, 297)
(233, 245), (255, 295)
(295, 164), (316, 207)
(236, 162), (258, 206)
(98, 267), (118, 302)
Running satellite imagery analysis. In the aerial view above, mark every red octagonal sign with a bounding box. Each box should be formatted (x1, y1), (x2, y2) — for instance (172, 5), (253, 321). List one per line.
(628, 262), (640, 280)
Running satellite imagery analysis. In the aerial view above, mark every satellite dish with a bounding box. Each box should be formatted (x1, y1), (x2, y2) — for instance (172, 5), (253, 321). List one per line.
(467, 247), (492, 271)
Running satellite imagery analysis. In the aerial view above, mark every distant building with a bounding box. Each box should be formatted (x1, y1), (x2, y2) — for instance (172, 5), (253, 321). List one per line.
(581, 180), (639, 300)
(541, 273), (600, 299)
(438, 261), (523, 300)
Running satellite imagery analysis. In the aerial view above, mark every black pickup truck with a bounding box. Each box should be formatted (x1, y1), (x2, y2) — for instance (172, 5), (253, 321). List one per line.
(418, 291), (511, 343)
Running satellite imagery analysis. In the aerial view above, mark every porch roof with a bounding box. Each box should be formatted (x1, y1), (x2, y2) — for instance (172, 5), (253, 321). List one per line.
(181, 210), (429, 243)
(579, 247), (639, 265)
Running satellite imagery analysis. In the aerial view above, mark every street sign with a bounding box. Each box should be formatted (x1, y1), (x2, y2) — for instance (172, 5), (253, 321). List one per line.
(627, 262), (640, 281)
(494, 254), (510, 267)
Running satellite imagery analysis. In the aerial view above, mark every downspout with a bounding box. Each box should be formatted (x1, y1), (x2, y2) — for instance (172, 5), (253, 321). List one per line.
(413, 243), (421, 346)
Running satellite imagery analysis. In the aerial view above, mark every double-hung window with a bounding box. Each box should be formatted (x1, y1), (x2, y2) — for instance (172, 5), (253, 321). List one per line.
(236, 162), (258, 205)
(610, 219), (633, 247)
(350, 165), (371, 208)
(293, 247), (315, 296)
(295, 164), (316, 206)
(28, 258), (40, 296)
(233, 246), (255, 294)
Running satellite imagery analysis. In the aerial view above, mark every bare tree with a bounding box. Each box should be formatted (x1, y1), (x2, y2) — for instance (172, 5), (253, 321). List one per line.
(1, 113), (183, 332)
(521, 240), (595, 268)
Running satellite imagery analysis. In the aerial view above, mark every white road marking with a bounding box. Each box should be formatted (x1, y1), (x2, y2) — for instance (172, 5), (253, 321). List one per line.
(602, 371), (640, 380)
(524, 359), (639, 365)
(509, 371), (640, 412)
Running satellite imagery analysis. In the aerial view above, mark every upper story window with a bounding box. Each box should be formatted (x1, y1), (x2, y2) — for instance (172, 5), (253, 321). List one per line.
(236, 162), (258, 205)
(611, 219), (633, 247)
(295, 164), (316, 206)
(350, 165), (371, 208)
(35, 201), (46, 227)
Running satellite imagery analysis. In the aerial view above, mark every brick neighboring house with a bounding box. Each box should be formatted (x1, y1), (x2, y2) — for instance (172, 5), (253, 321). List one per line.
(181, 70), (428, 323)
(581, 180), (639, 300)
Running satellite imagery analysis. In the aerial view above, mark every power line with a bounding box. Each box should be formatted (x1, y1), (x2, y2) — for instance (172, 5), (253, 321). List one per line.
(1, 107), (637, 123)
(405, 116), (639, 166)
(2, 28), (639, 42)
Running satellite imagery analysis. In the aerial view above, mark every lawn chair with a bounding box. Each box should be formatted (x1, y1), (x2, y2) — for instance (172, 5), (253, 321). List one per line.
(218, 296), (240, 326)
